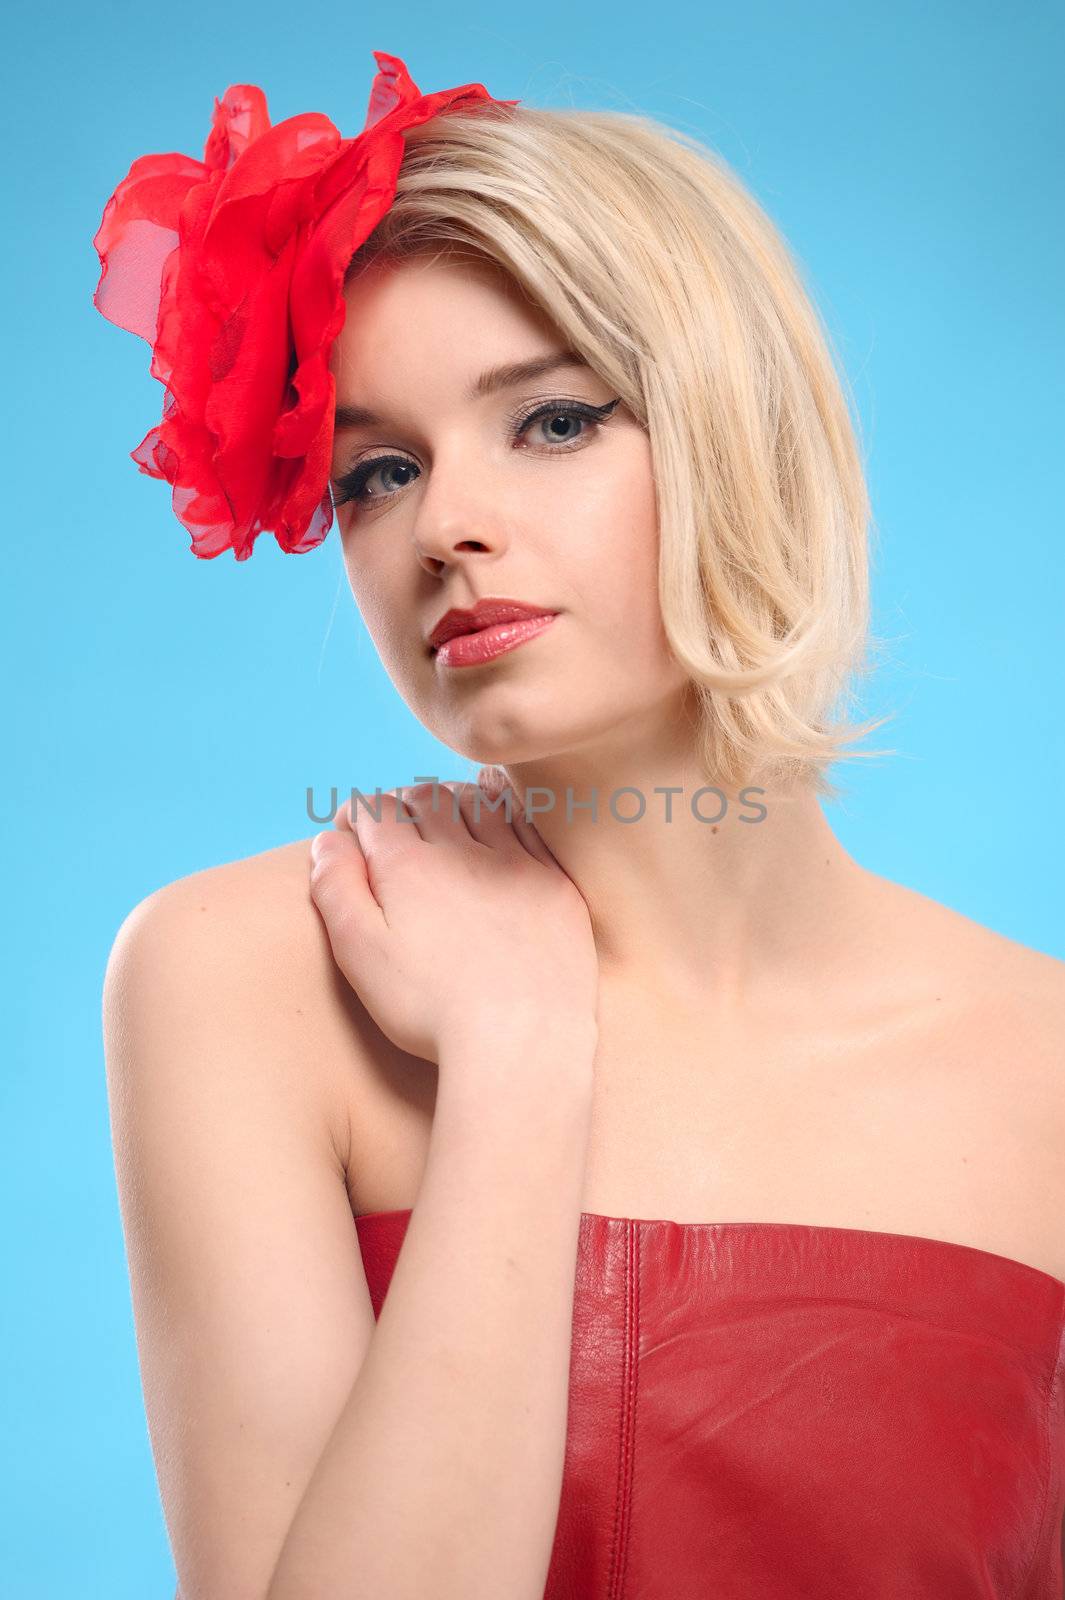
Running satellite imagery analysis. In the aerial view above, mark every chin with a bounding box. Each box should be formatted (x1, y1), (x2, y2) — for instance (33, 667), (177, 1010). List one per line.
(421, 718), (559, 768)
(451, 733), (554, 766)
(441, 710), (615, 770)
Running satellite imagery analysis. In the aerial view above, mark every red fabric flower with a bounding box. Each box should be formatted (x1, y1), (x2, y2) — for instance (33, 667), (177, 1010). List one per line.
(92, 53), (519, 561)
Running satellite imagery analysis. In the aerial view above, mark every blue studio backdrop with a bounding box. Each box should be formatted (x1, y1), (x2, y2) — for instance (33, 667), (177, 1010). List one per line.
(2, 3), (1062, 1595)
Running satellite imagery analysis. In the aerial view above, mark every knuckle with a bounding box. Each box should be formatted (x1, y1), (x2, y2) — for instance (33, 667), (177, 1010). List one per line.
(309, 844), (338, 880)
(459, 783), (507, 819)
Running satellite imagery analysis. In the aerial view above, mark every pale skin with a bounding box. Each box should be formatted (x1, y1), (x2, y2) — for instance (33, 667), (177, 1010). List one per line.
(322, 251), (1065, 1573)
(318, 251), (1065, 1277)
(107, 251), (1065, 1594)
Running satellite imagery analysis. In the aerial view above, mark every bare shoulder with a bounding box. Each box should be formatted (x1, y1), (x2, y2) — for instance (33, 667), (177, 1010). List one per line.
(114, 837), (326, 997)
(870, 871), (1065, 1076)
(103, 838), (387, 1596)
(122, 835), (318, 927)
(109, 836), (364, 1173)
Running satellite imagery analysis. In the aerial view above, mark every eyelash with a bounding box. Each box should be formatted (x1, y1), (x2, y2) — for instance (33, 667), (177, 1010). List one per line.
(331, 397), (622, 511)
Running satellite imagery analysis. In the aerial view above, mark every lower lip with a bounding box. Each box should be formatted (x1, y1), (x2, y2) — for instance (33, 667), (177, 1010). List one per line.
(433, 613), (559, 669)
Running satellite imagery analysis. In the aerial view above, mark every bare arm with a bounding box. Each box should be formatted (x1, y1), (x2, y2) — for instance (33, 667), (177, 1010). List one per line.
(103, 862), (381, 1600)
(267, 1010), (597, 1600)
(266, 783), (603, 1598)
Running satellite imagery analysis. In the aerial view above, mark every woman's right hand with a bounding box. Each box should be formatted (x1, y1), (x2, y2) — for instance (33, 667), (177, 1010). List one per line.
(308, 776), (600, 1068)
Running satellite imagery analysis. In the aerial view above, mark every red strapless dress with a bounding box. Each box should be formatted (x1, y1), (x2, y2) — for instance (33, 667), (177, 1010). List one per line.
(354, 1210), (1065, 1598)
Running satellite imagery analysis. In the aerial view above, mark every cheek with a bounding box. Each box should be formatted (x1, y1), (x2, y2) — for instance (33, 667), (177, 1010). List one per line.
(340, 534), (388, 635)
(578, 457), (662, 633)
(341, 537), (424, 671)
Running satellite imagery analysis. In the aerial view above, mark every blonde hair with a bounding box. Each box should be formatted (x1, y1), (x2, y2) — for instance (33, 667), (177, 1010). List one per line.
(345, 101), (895, 800)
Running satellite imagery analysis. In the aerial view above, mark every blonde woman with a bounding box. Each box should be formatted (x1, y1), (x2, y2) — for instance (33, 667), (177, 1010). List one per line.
(97, 52), (1065, 1600)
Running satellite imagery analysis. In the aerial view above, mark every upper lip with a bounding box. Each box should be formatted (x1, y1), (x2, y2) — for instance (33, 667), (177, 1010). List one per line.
(427, 598), (558, 651)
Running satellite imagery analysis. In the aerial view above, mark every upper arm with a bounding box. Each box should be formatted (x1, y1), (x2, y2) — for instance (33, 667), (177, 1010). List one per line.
(103, 865), (377, 1600)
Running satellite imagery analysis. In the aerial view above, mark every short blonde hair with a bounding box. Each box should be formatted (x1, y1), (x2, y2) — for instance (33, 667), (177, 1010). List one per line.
(346, 102), (895, 800)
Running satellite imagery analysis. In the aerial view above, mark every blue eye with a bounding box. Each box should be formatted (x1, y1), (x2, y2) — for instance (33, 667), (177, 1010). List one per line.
(331, 397), (621, 511)
(334, 457), (417, 508)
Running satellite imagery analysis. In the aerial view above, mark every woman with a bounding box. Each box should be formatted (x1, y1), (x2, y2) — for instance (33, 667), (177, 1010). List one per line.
(97, 53), (1065, 1600)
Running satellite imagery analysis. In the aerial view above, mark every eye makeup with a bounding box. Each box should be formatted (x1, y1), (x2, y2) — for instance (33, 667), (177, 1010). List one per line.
(331, 396), (622, 511)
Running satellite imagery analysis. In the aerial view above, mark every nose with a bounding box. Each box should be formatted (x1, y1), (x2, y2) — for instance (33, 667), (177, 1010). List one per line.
(413, 522), (498, 576)
(409, 459), (510, 576)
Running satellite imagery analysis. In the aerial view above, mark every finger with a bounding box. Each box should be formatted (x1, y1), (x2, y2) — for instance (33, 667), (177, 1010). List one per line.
(308, 828), (384, 931)
(449, 778), (524, 847)
(503, 792), (565, 869)
(451, 777), (558, 869)
(336, 789), (407, 836)
(393, 781), (470, 844)
(510, 815), (561, 869)
(346, 788), (424, 861)
(468, 767), (560, 867)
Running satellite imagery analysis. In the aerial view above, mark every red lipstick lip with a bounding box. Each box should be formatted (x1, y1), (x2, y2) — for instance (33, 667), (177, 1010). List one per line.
(434, 612), (559, 669)
(427, 598), (559, 653)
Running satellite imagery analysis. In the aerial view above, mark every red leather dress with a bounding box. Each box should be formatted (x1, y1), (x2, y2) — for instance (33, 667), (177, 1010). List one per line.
(354, 1209), (1065, 1598)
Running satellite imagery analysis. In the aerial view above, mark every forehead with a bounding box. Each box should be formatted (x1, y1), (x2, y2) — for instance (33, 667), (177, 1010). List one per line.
(330, 254), (559, 383)
(346, 247), (512, 298)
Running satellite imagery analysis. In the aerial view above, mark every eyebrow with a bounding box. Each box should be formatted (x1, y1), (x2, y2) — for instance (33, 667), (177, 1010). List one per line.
(333, 350), (592, 432)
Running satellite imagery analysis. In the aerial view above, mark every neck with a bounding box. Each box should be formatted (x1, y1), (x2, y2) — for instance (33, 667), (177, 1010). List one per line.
(495, 732), (875, 1019)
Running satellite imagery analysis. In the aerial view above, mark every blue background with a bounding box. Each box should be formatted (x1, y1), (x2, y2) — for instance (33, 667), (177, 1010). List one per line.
(3, 2), (1061, 1593)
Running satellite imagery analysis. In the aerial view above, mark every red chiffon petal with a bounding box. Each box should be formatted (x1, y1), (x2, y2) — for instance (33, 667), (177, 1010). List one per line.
(202, 85), (272, 172)
(363, 51), (421, 130)
(92, 53), (519, 560)
(92, 153), (210, 342)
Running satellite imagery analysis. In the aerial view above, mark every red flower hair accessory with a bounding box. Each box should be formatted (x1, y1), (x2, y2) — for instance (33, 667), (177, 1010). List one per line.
(92, 53), (519, 561)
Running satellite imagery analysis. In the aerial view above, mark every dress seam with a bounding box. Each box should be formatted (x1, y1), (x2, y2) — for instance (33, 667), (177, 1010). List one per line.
(606, 1217), (639, 1600)
(1007, 1289), (1065, 1600)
